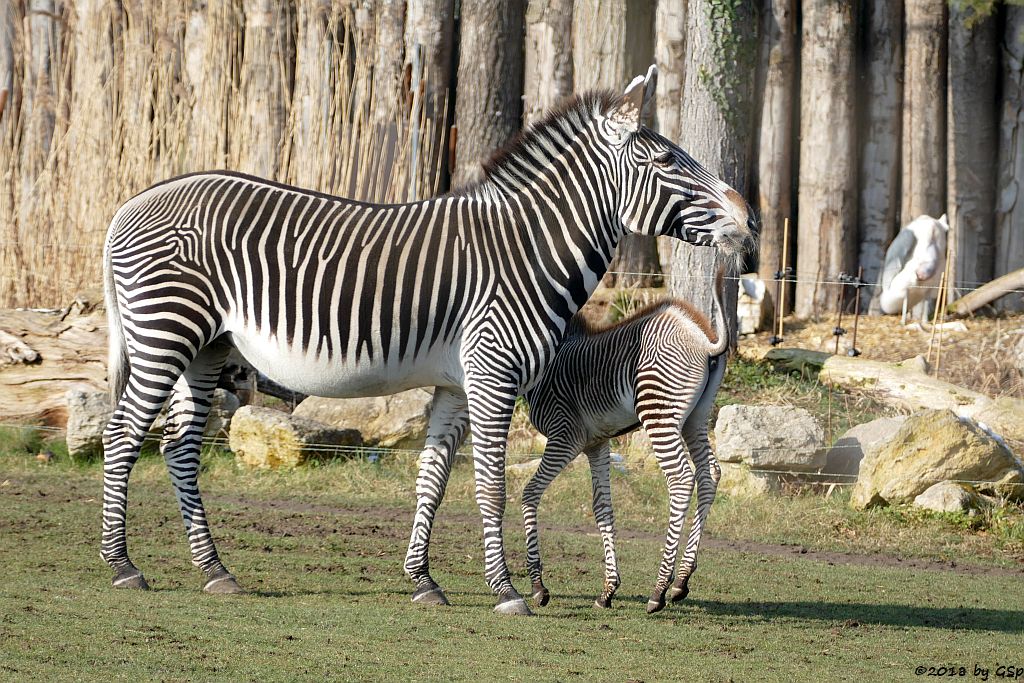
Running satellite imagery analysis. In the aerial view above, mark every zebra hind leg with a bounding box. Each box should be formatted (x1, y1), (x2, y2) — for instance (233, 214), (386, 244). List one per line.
(584, 441), (620, 609)
(160, 342), (242, 594)
(669, 425), (721, 604)
(102, 364), (188, 589)
(405, 388), (469, 606)
(521, 433), (582, 607)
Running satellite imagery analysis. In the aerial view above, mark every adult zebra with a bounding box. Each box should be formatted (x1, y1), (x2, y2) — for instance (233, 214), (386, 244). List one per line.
(101, 66), (754, 614)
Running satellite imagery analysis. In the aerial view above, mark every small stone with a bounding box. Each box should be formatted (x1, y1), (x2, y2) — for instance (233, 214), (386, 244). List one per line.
(912, 481), (990, 514)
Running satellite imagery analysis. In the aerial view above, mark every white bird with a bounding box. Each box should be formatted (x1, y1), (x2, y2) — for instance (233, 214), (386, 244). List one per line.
(877, 214), (949, 322)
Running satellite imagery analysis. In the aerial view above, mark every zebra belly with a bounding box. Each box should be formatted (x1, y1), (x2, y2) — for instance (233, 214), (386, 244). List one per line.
(227, 327), (463, 398)
(580, 396), (639, 443)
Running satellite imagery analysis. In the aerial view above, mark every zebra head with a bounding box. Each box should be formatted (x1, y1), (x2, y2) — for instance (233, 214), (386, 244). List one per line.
(603, 65), (756, 264)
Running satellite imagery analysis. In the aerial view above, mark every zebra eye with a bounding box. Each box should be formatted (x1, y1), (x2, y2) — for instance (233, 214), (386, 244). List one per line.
(653, 152), (674, 167)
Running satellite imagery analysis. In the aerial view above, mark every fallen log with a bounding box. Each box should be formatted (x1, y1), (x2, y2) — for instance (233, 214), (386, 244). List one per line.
(738, 346), (1024, 448)
(948, 267), (1024, 316)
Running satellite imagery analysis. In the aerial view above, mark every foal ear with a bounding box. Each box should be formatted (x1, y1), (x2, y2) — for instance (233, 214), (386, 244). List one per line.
(610, 64), (657, 135)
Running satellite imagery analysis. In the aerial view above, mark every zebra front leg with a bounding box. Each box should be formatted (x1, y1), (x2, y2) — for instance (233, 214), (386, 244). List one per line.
(466, 379), (531, 615)
(584, 441), (620, 609)
(161, 344), (241, 594)
(670, 426), (721, 603)
(404, 388), (469, 606)
(102, 369), (183, 589)
(521, 433), (582, 607)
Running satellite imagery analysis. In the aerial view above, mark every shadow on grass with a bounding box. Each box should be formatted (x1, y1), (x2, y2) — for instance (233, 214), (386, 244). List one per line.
(683, 598), (1024, 633)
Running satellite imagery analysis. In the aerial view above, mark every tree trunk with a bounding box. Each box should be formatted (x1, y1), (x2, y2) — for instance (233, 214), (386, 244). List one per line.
(671, 0), (759, 333)
(372, 0), (406, 123)
(654, 0), (685, 143)
(451, 0), (525, 188)
(522, 0), (573, 125)
(947, 3), (999, 300)
(858, 0), (903, 307)
(900, 0), (946, 222)
(231, 0), (292, 180)
(574, 0), (661, 288)
(20, 0), (58, 217)
(794, 0), (857, 318)
(1, 1), (14, 98)
(754, 0), (796, 307)
(288, 0), (333, 190)
(404, 0), (455, 195)
(995, 7), (1024, 311)
(185, 0), (239, 170)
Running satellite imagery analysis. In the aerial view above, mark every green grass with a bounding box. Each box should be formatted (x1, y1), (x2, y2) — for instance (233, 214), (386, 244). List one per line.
(2, 449), (1023, 681)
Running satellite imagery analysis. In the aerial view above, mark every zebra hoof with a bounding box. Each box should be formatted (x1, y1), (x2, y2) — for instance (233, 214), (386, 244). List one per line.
(411, 584), (450, 606)
(593, 595), (612, 609)
(112, 567), (149, 590)
(669, 579), (690, 603)
(531, 583), (550, 607)
(646, 596), (666, 614)
(494, 596), (533, 616)
(204, 570), (244, 595)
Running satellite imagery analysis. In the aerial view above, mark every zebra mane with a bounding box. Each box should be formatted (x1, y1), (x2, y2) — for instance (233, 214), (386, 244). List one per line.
(569, 298), (717, 343)
(452, 90), (624, 197)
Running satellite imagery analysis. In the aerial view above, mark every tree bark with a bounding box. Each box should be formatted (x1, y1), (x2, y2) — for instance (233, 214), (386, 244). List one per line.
(947, 3), (999, 300)
(231, 0), (292, 180)
(995, 7), (1024, 311)
(404, 0), (455, 195)
(754, 0), (795, 306)
(900, 0), (946, 222)
(574, 0), (661, 288)
(794, 0), (857, 318)
(523, 0), (573, 125)
(185, 0), (239, 170)
(451, 0), (525, 188)
(372, 0), (406, 124)
(949, 268), (1024, 316)
(288, 0), (334, 190)
(654, 0), (685, 143)
(858, 0), (903, 306)
(671, 0), (759, 332)
(20, 0), (59, 218)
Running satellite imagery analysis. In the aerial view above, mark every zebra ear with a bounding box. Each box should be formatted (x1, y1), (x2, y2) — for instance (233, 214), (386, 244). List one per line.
(611, 65), (657, 136)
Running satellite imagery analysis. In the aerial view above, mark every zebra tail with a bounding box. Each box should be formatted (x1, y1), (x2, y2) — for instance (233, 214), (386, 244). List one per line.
(104, 239), (129, 405)
(708, 264), (730, 358)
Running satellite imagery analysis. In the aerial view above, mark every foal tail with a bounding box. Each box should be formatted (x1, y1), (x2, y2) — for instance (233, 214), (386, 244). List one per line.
(707, 264), (730, 358)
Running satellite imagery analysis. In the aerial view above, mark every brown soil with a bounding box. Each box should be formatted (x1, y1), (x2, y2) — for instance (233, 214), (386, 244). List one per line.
(750, 313), (1024, 399)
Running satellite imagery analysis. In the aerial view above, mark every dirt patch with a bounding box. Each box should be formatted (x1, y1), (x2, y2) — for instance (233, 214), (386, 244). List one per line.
(212, 493), (1024, 579)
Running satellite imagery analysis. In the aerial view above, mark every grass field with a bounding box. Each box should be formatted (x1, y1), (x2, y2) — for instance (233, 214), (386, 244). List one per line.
(2, 442), (1022, 682)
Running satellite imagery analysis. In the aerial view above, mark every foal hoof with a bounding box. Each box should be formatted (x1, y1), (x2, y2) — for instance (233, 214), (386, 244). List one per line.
(204, 570), (244, 595)
(411, 584), (450, 606)
(669, 579), (690, 603)
(531, 584), (550, 607)
(112, 567), (150, 590)
(593, 595), (612, 609)
(646, 596), (666, 614)
(494, 596), (533, 616)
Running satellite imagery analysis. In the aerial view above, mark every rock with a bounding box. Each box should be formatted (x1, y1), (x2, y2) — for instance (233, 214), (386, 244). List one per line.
(851, 409), (1024, 509)
(507, 458), (542, 474)
(65, 388), (241, 460)
(717, 462), (780, 497)
(823, 416), (907, 477)
(292, 388), (433, 451)
(228, 406), (363, 470)
(714, 404), (826, 472)
(971, 397), (1024, 452)
(736, 275), (772, 335)
(912, 481), (990, 514)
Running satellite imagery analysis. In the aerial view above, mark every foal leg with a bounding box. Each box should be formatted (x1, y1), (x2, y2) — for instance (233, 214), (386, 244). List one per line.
(521, 432), (582, 607)
(404, 388), (469, 605)
(160, 341), (240, 593)
(584, 441), (620, 609)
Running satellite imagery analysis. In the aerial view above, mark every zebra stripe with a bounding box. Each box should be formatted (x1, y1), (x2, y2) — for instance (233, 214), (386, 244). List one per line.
(101, 67), (754, 613)
(522, 268), (729, 613)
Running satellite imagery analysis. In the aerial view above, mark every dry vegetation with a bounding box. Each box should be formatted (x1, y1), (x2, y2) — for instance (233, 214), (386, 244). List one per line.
(0, 2), (443, 309)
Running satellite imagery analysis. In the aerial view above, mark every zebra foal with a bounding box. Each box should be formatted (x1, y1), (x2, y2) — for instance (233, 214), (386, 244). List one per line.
(522, 268), (729, 613)
(100, 66), (754, 614)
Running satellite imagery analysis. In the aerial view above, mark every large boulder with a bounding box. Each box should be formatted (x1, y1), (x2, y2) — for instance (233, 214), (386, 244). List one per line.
(292, 388), (432, 451)
(851, 409), (1024, 509)
(717, 462), (780, 497)
(822, 416), (907, 477)
(714, 404), (826, 472)
(65, 388), (240, 460)
(229, 405), (363, 470)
